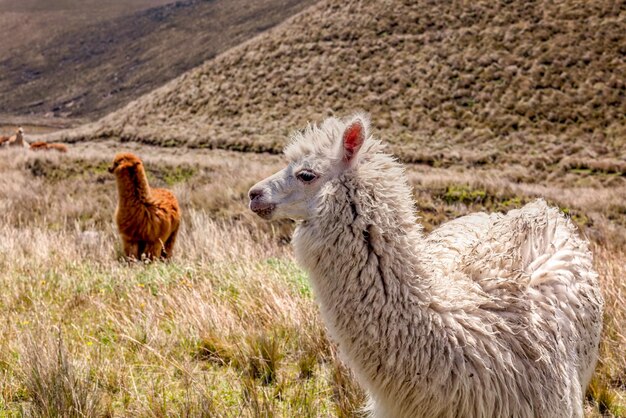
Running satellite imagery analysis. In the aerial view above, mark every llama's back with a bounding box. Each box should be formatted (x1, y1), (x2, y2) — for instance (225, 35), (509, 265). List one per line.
(151, 188), (181, 218)
(426, 200), (599, 290)
(424, 210), (501, 272)
(426, 200), (603, 394)
(29, 141), (49, 150)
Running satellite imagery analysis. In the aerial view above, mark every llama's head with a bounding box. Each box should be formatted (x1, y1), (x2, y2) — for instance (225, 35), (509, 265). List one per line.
(16, 127), (24, 135)
(109, 152), (143, 175)
(249, 114), (375, 221)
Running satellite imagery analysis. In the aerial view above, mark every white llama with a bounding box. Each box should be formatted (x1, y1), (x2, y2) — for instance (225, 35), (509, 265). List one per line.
(248, 114), (604, 418)
(2, 127), (28, 148)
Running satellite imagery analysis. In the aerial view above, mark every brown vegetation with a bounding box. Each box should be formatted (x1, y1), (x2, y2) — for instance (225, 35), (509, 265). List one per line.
(0, 0), (174, 56)
(1, 0), (624, 413)
(56, 0), (624, 179)
(109, 152), (181, 261)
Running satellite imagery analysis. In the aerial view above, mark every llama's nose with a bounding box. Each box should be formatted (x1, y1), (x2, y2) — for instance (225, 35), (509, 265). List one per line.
(248, 187), (275, 219)
(248, 188), (264, 202)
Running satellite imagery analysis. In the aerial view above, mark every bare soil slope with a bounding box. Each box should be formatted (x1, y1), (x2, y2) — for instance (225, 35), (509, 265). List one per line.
(0, 0), (319, 119)
(61, 0), (625, 175)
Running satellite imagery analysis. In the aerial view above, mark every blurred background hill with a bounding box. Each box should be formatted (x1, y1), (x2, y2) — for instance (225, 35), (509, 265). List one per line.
(0, 0), (318, 121)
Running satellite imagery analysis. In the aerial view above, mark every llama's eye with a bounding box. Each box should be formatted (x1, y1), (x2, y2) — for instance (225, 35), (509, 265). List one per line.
(296, 170), (317, 183)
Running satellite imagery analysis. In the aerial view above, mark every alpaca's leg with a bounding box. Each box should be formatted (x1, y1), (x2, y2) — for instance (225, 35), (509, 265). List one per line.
(144, 241), (164, 261)
(137, 241), (147, 260)
(122, 239), (139, 261)
(163, 225), (179, 259)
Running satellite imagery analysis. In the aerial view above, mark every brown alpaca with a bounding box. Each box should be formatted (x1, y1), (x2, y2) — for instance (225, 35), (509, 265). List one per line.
(109, 152), (181, 261)
(48, 143), (68, 152)
(29, 141), (69, 152)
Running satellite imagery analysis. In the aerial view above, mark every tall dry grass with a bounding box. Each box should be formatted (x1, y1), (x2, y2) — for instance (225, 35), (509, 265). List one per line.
(0, 146), (367, 417)
(0, 205), (365, 416)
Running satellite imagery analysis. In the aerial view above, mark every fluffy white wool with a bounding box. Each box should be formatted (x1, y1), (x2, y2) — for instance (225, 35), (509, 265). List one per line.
(284, 116), (604, 418)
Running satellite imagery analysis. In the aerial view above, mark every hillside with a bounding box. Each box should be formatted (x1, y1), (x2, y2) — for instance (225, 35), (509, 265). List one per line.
(0, 0), (173, 55)
(60, 0), (625, 176)
(0, 0), (319, 120)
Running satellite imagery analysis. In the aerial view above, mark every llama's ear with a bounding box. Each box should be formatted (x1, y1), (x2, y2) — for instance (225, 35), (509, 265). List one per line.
(341, 119), (366, 164)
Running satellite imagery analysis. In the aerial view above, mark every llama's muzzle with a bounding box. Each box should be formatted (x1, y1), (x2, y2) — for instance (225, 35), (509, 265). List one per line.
(248, 188), (274, 219)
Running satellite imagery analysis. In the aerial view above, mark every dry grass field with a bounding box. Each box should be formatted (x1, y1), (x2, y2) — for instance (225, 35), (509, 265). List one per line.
(0, 139), (624, 416)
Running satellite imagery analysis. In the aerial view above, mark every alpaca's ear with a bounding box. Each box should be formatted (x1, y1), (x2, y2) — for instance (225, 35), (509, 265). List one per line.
(341, 119), (366, 164)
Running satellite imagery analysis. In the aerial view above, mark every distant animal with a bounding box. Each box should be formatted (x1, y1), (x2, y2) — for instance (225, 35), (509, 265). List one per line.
(29, 141), (68, 153)
(2, 127), (28, 148)
(109, 152), (181, 261)
(0, 134), (10, 146)
(248, 114), (604, 418)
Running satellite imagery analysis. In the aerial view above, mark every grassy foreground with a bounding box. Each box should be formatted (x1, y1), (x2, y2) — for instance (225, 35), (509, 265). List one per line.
(0, 145), (624, 416)
(0, 219), (362, 417)
(0, 146), (365, 417)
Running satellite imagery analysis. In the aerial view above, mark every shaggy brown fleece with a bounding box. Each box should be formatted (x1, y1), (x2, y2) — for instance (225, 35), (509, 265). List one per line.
(109, 152), (181, 261)
(29, 141), (68, 152)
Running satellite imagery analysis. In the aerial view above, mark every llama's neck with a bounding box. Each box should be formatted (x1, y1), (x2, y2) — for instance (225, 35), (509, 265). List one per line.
(116, 168), (151, 204)
(294, 172), (436, 308)
(292, 168), (480, 409)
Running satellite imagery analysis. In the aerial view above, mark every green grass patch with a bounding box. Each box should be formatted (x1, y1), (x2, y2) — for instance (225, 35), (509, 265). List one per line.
(26, 158), (111, 182)
(147, 165), (197, 186)
(441, 185), (487, 205)
(264, 258), (312, 298)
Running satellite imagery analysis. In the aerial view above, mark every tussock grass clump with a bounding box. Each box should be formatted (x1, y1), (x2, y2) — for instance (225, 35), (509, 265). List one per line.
(243, 332), (284, 385)
(586, 242), (626, 417)
(20, 331), (103, 418)
(331, 358), (367, 418)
